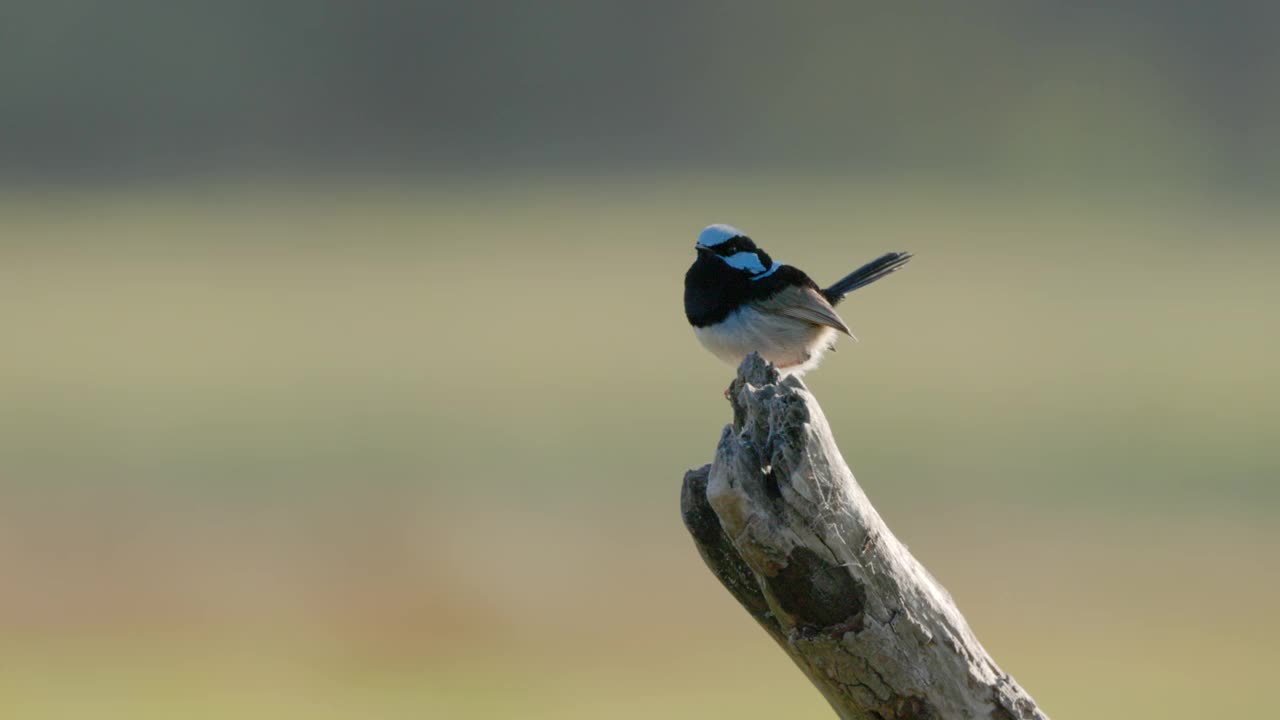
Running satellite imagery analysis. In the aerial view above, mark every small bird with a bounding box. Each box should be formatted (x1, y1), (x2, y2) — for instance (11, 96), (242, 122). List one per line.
(684, 224), (911, 376)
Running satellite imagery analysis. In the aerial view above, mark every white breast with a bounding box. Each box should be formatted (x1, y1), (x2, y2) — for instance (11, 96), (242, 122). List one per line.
(694, 307), (839, 376)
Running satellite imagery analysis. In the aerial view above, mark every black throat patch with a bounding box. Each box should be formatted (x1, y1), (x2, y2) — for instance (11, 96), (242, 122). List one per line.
(684, 250), (819, 327)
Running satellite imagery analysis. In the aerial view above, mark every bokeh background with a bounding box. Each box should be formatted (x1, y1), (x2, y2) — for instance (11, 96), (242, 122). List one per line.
(3, 3), (1278, 718)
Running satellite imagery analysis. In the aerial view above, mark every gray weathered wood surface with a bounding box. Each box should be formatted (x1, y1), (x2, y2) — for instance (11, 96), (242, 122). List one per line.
(681, 354), (1048, 720)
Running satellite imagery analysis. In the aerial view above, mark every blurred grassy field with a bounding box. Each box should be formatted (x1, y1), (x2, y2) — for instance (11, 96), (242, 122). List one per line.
(1, 178), (1277, 718)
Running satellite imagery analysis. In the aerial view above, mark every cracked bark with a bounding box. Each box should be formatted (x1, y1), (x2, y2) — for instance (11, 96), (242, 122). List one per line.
(681, 354), (1048, 720)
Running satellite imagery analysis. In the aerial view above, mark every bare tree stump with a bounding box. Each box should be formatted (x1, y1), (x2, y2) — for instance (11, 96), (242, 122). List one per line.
(681, 354), (1048, 720)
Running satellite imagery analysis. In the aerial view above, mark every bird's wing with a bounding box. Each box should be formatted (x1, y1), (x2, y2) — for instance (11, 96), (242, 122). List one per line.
(755, 285), (853, 336)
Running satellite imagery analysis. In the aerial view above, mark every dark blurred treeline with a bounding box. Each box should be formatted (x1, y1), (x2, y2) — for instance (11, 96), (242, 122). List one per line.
(2, 1), (1278, 183)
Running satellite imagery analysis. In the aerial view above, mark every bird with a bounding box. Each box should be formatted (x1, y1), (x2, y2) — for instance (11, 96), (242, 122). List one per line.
(683, 223), (911, 376)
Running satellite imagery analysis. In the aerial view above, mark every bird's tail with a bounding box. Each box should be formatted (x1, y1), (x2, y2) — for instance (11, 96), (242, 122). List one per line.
(822, 251), (913, 304)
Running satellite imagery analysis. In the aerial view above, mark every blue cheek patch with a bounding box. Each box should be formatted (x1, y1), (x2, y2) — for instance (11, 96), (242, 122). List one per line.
(751, 263), (781, 280)
(722, 251), (768, 274)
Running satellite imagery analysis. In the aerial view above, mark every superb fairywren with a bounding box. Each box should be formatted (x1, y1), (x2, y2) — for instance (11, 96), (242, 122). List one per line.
(684, 224), (911, 376)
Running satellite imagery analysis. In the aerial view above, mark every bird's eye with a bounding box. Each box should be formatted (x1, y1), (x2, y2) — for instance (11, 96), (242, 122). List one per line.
(717, 238), (747, 255)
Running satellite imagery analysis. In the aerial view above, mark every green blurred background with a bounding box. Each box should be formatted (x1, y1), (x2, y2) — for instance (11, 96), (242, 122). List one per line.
(2, 3), (1278, 718)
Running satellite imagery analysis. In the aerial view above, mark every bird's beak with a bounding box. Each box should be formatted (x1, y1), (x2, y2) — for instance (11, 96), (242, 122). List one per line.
(695, 245), (712, 256)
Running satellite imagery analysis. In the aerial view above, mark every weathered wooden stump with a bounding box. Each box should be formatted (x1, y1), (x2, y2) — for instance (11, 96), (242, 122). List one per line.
(681, 354), (1047, 720)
